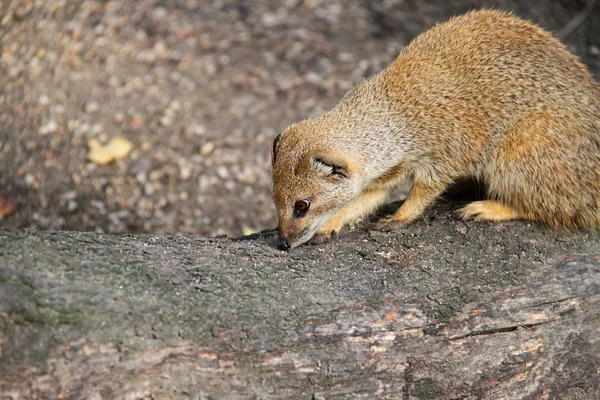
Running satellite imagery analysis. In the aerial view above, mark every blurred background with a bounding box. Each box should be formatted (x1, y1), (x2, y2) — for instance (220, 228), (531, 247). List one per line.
(0, 0), (598, 237)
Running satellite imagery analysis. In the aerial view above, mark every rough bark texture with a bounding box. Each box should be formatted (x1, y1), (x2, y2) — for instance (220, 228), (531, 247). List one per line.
(1, 205), (600, 399)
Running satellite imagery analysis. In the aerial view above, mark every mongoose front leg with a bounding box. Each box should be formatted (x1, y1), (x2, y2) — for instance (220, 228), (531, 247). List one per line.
(375, 180), (447, 230)
(459, 200), (525, 222)
(312, 189), (390, 244)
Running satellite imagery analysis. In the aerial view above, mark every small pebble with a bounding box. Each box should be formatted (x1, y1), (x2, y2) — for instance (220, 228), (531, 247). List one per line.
(200, 142), (215, 156)
(38, 120), (58, 135)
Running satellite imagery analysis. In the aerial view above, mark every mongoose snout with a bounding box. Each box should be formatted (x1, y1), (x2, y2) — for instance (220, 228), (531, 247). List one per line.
(271, 10), (600, 249)
(277, 236), (292, 251)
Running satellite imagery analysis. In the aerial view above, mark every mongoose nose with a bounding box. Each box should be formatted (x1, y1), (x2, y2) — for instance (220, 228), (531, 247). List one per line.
(278, 236), (292, 250)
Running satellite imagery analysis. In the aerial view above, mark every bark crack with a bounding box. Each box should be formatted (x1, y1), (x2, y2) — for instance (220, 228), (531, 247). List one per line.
(519, 296), (576, 310)
(403, 359), (414, 400)
(446, 319), (557, 341)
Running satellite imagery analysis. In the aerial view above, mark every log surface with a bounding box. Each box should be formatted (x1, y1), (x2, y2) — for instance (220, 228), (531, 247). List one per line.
(1, 206), (599, 399)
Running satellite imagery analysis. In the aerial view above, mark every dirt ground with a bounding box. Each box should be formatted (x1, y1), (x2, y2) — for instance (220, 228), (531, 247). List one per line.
(1, 0), (599, 237)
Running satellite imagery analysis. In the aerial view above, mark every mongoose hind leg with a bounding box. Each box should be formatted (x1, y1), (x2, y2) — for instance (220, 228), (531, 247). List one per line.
(483, 111), (600, 229)
(312, 189), (390, 244)
(459, 200), (525, 222)
(375, 180), (447, 230)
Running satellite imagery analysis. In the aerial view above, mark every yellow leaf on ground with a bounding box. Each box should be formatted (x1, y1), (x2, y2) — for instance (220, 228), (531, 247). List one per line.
(87, 138), (102, 150)
(105, 137), (134, 160)
(87, 137), (134, 165)
(87, 139), (115, 165)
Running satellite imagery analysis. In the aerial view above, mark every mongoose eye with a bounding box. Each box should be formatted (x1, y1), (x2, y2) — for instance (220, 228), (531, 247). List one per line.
(294, 199), (310, 217)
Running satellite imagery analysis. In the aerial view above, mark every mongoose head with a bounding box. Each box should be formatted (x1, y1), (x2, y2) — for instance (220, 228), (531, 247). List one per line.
(272, 122), (362, 250)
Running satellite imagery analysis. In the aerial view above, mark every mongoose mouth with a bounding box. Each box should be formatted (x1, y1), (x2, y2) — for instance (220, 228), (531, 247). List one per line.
(277, 211), (335, 250)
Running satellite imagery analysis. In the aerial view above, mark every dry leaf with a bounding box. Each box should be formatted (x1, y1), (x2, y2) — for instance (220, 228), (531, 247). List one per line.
(87, 137), (134, 165)
(87, 138), (102, 150)
(0, 196), (17, 217)
(87, 139), (115, 165)
(105, 137), (134, 160)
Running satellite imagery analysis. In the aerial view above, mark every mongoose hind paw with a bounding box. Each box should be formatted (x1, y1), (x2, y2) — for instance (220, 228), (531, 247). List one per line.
(458, 200), (522, 222)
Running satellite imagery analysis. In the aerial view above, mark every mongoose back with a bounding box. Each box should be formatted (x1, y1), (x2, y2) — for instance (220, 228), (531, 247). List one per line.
(271, 10), (600, 250)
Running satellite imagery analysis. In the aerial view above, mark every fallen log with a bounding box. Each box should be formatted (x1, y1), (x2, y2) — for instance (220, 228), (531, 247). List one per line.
(1, 205), (599, 399)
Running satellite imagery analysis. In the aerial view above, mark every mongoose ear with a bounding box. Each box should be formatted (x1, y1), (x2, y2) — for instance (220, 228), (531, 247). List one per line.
(272, 133), (282, 165)
(312, 152), (354, 179)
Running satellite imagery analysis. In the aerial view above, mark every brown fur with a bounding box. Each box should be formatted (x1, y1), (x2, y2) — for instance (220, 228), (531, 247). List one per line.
(272, 10), (600, 249)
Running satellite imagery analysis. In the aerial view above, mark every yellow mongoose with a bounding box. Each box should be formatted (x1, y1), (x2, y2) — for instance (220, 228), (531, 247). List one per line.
(272, 10), (600, 250)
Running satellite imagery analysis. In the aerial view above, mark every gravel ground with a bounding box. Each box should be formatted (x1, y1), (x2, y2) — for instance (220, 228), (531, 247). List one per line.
(1, 0), (599, 237)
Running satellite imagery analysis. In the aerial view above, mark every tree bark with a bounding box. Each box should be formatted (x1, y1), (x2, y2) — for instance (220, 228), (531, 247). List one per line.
(1, 207), (599, 399)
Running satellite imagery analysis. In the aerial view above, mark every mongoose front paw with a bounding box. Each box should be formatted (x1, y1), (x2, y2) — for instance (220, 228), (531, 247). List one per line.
(310, 229), (339, 245)
(371, 217), (407, 232)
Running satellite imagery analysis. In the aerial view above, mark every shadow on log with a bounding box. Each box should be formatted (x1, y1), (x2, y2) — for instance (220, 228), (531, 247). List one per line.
(1, 205), (599, 399)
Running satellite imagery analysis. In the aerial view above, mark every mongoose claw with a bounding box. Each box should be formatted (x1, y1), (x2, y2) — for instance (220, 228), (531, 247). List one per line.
(371, 217), (406, 232)
(309, 229), (339, 245)
(458, 200), (522, 223)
